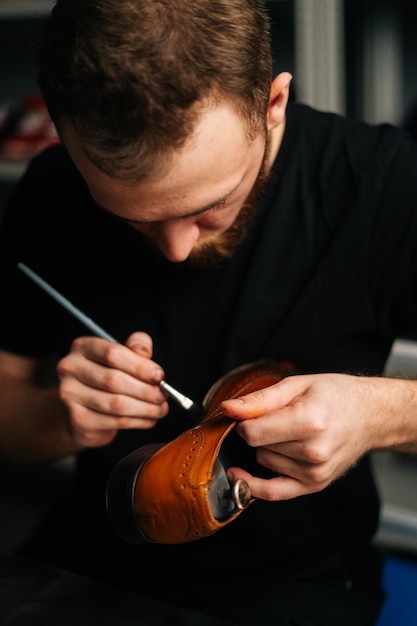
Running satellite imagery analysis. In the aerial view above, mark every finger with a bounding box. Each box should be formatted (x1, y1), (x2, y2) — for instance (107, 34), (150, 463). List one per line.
(67, 408), (161, 450)
(259, 439), (330, 465)
(233, 401), (327, 449)
(59, 353), (167, 404)
(256, 446), (333, 486)
(71, 337), (165, 384)
(226, 466), (314, 501)
(232, 411), (305, 450)
(70, 404), (166, 436)
(59, 376), (169, 420)
(221, 375), (310, 420)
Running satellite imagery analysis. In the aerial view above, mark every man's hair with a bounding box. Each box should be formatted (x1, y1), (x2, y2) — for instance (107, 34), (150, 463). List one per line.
(37, 0), (273, 180)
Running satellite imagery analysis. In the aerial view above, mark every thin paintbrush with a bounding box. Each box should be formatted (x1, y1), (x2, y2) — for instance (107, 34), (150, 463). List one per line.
(18, 262), (204, 419)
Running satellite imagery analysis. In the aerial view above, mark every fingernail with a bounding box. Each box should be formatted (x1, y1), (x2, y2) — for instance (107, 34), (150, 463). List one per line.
(224, 397), (245, 405)
(151, 368), (164, 383)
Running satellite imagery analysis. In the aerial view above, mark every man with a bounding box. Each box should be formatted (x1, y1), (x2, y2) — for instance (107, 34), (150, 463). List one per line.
(1, 0), (417, 624)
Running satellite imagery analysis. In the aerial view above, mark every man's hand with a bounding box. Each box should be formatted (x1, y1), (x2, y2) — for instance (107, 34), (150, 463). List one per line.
(57, 331), (168, 448)
(221, 373), (417, 501)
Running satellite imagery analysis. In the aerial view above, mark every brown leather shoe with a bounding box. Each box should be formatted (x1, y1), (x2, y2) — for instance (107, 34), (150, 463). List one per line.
(106, 360), (296, 544)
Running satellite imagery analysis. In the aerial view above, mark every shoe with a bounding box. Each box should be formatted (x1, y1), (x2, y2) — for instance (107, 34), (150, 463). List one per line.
(106, 360), (297, 544)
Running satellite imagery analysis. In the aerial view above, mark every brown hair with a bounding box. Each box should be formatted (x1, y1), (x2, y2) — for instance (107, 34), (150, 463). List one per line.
(38, 0), (272, 180)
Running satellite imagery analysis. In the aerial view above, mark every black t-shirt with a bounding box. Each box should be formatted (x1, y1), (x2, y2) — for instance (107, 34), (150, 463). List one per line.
(1, 102), (417, 609)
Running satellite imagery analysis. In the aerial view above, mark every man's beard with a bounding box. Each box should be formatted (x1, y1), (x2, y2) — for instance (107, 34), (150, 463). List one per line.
(188, 134), (272, 268)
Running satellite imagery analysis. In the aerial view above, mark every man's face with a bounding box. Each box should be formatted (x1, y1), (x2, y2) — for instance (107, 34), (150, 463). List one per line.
(64, 102), (272, 265)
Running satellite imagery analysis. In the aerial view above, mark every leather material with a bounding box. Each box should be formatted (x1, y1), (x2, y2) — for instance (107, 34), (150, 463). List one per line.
(106, 360), (297, 544)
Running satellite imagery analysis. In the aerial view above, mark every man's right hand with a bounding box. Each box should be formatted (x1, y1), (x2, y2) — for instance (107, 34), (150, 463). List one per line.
(56, 331), (169, 448)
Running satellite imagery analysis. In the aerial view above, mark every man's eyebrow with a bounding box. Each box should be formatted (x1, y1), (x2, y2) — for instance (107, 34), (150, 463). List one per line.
(182, 186), (238, 218)
(94, 185), (238, 224)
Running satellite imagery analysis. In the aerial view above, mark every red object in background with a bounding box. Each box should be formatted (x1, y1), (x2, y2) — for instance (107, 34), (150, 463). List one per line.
(0, 93), (60, 162)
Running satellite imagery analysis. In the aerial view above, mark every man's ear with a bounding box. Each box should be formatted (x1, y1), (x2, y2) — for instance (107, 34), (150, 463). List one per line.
(267, 72), (292, 131)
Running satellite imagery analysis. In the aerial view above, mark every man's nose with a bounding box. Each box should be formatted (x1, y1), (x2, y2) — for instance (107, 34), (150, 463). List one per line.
(153, 220), (200, 262)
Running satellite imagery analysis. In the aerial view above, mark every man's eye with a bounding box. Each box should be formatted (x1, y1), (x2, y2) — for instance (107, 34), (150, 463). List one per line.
(210, 200), (226, 210)
(184, 200), (227, 220)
